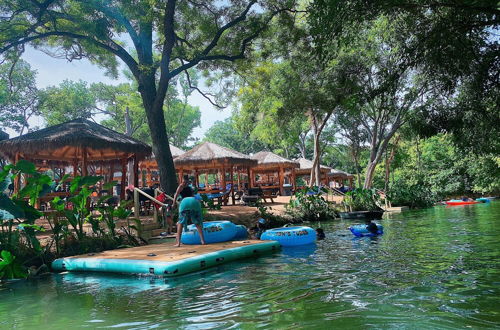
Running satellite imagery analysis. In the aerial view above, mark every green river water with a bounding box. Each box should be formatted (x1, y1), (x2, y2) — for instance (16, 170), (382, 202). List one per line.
(1, 202), (499, 329)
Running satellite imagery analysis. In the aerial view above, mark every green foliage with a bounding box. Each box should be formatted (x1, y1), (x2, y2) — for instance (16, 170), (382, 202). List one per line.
(39, 80), (97, 126)
(343, 188), (382, 212)
(0, 59), (39, 134)
(387, 179), (436, 208)
(203, 117), (267, 154)
(0, 250), (27, 280)
(286, 187), (337, 222)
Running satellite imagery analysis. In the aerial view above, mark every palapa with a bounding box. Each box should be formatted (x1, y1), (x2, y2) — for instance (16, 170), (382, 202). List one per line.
(174, 142), (256, 169)
(251, 151), (299, 170)
(0, 118), (152, 162)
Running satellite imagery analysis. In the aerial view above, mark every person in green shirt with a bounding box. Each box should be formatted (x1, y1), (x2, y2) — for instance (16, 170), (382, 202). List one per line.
(173, 175), (206, 247)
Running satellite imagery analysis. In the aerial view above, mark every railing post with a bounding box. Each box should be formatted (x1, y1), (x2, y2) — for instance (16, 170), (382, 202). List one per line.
(153, 188), (158, 223)
(134, 188), (140, 218)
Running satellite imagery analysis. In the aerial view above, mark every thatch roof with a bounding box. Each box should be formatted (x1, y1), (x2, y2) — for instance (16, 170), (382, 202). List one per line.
(140, 144), (185, 168)
(0, 130), (8, 141)
(251, 151), (299, 170)
(328, 168), (354, 179)
(296, 158), (331, 170)
(174, 142), (257, 169)
(0, 118), (152, 162)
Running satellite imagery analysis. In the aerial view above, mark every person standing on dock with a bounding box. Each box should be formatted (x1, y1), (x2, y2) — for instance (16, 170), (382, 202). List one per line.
(173, 175), (206, 247)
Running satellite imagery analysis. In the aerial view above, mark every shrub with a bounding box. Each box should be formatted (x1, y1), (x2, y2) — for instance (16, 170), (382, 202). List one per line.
(342, 188), (382, 211)
(387, 179), (436, 208)
(285, 187), (337, 222)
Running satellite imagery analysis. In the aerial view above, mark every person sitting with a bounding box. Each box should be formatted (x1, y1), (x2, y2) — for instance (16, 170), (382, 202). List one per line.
(316, 228), (325, 240)
(365, 219), (379, 235)
(461, 196), (473, 202)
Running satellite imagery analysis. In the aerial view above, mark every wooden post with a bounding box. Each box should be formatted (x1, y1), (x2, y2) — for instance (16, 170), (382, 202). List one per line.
(82, 147), (88, 176)
(194, 169), (199, 187)
(237, 169), (241, 191)
(13, 153), (20, 194)
(108, 162), (114, 183)
(133, 154), (139, 188)
(134, 188), (140, 218)
(73, 159), (78, 178)
(230, 166), (235, 205)
(120, 158), (127, 200)
(249, 168), (254, 188)
(291, 168), (296, 192)
(146, 168), (152, 187)
(178, 168), (184, 183)
(279, 165), (285, 196)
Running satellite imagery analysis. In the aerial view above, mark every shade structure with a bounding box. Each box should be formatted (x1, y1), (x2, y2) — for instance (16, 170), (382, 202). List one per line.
(294, 158), (332, 186)
(174, 142), (256, 169)
(174, 142), (257, 205)
(327, 168), (355, 188)
(0, 118), (152, 198)
(0, 118), (152, 162)
(250, 151), (299, 195)
(139, 145), (185, 187)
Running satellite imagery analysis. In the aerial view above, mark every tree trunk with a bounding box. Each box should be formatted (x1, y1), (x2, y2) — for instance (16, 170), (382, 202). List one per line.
(141, 80), (177, 195)
(124, 106), (135, 186)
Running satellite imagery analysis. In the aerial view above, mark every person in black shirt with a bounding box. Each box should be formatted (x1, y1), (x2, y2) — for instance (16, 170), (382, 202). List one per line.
(365, 219), (379, 234)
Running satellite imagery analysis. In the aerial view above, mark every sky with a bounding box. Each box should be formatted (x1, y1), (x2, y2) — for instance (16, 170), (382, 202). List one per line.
(13, 46), (231, 139)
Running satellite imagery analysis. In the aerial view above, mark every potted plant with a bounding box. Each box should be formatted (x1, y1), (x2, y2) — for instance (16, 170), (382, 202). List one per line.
(340, 188), (384, 219)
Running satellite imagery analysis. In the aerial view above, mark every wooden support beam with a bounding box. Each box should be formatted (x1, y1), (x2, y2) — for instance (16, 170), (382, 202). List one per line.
(120, 158), (127, 200)
(279, 165), (285, 196)
(230, 166), (235, 205)
(82, 147), (88, 176)
(133, 154), (139, 188)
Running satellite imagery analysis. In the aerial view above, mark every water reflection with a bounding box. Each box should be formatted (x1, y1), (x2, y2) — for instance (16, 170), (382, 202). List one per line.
(1, 202), (499, 328)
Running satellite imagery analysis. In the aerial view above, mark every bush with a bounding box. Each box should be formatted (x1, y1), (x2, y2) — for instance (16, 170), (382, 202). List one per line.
(387, 179), (436, 208)
(285, 187), (337, 222)
(342, 188), (382, 211)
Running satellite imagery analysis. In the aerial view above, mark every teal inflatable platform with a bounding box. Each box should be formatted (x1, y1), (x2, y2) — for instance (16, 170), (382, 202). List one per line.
(52, 241), (280, 277)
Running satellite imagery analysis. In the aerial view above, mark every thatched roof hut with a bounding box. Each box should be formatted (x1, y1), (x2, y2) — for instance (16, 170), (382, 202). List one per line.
(0, 118), (152, 162)
(0, 118), (152, 198)
(174, 142), (256, 169)
(139, 145), (185, 187)
(295, 158), (331, 175)
(251, 151), (299, 169)
(174, 142), (257, 205)
(328, 168), (354, 179)
(250, 151), (299, 194)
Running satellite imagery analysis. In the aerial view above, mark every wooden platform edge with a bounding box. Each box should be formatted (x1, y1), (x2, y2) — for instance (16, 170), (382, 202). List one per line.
(52, 240), (281, 277)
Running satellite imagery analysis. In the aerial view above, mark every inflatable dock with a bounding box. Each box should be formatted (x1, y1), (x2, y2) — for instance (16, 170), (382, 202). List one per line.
(52, 240), (280, 277)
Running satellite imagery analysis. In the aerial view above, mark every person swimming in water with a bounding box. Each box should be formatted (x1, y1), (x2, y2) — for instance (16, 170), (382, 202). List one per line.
(365, 219), (379, 235)
(316, 228), (325, 240)
(172, 175), (206, 247)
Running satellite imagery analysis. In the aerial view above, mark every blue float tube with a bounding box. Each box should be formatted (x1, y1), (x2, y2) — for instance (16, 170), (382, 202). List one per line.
(349, 224), (383, 237)
(181, 221), (237, 245)
(233, 225), (248, 240)
(260, 226), (316, 246)
(476, 197), (490, 203)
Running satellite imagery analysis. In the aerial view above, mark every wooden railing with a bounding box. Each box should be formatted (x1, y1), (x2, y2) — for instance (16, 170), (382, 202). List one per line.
(133, 187), (174, 221)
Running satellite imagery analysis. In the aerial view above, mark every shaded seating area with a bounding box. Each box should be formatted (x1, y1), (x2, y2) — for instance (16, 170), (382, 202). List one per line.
(294, 158), (332, 187)
(0, 118), (152, 210)
(328, 169), (355, 192)
(138, 144), (185, 187)
(250, 151), (299, 196)
(174, 142), (257, 205)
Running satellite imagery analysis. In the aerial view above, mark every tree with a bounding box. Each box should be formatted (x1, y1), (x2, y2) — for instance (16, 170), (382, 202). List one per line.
(309, 0), (500, 156)
(39, 80), (97, 126)
(0, 59), (39, 134)
(203, 117), (267, 154)
(0, 0), (294, 194)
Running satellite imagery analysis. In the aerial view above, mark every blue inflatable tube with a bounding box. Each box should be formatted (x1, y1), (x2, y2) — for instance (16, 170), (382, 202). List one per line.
(349, 224), (384, 237)
(181, 221), (237, 245)
(260, 226), (316, 246)
(233, 225), (248, 240)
